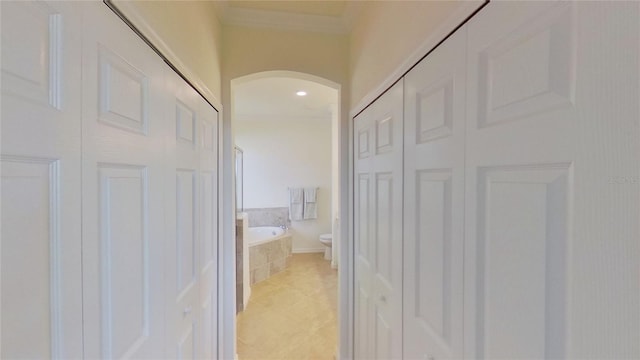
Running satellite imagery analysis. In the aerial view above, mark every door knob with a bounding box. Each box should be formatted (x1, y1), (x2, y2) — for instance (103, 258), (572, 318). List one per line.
(379, 295), (386, 303)
(183, 307), (192, 316)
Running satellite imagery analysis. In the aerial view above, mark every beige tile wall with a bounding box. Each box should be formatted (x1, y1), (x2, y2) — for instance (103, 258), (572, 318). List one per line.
(249, 235), (292, 284)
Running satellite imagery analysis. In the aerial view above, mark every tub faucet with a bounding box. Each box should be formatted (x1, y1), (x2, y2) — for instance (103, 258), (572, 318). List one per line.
(280, 224), (288, 230)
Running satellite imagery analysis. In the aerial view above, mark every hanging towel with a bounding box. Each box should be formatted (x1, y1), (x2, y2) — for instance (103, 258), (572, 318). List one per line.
(289, 188), (304, 221)
(303, 187), (318, 220)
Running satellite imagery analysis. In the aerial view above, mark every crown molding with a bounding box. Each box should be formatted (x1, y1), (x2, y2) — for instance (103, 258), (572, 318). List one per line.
(213, 1), (362, 35)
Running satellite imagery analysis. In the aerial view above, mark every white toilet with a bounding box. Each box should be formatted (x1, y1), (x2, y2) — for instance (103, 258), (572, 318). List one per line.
(319, 233), (332, 260)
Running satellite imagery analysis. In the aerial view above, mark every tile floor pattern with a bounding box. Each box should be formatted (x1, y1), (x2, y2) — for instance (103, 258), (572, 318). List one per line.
(237, 253), (338, 360)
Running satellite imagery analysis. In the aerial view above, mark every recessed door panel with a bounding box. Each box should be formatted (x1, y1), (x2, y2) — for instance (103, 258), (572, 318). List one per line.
(1, 158), (60, 359)
(1, 1), (61, 108)
(177, 169), (196, 295)
(98, 47), (149, 134)
(477, 165), (568, 359)
(357, 174), (370, 259)
(98, 165), (149, 358)
(201, 171), (215, 266)
(375, 172), (393, 284)
(415, 171), (452, 341)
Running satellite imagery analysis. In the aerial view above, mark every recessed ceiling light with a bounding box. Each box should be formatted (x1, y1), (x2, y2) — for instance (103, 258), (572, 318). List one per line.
(296, 91), (307, 96)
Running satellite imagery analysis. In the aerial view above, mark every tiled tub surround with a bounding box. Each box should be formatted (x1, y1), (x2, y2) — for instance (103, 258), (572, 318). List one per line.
(244, 207), (290, 228)
(249, 229), (293, 284)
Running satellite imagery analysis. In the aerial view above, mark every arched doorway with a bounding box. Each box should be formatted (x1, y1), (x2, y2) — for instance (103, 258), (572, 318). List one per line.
(230, 71), (342, 359)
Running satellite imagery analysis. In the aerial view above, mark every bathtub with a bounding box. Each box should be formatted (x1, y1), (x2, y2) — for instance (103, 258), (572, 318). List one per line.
(247, 226), (292, 284)
(246, 226), (286, 246)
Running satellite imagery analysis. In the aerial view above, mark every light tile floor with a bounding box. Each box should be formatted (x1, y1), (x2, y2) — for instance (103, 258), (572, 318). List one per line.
(237, 253), (338, 360)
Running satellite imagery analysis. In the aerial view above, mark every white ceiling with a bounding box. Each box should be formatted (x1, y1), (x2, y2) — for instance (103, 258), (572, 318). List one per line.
(233, 77), (338, 121)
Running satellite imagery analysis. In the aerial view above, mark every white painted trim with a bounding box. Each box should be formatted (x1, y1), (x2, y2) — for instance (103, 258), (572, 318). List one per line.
(342, 88), (354, 360)
(213, 1), (364, 35)
(109, 0), (223, 110)
(292, 248), (325, 254)
(221, 104), (236, 360)
(349, 0), (484, 118)
(232, 70), (341, 89)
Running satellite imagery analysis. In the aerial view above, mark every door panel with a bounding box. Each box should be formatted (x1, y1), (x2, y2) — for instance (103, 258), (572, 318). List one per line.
(176, 169), (197, 295)
(81, 3), (166, 357)
(166, 70), (219, 360)
(98, 165), (151, 358)
(166, 71), (202, 360)
(403, 27), (466, 360)
(1, 1), (83, 358)
(198, 96), (219, 359)
(478, 165), (569, 359)
(465, 2), (640, 358)
(354, 80), (403, 359)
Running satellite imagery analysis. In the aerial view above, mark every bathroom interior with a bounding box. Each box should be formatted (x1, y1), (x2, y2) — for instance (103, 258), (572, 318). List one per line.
(233, 75), (340, 359)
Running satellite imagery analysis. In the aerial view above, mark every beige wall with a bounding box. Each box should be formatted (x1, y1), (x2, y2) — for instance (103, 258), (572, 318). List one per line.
(349, 0), (478, 110)
(222, 25), (349, 128)
(112, 0), (223, 104)
(222, 25), (348, 88)
(111, 0), (479, 115)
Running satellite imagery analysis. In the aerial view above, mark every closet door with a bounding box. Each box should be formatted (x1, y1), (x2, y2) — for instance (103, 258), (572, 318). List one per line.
(165, 70), (203, 359)
(353, 81), (404, 359)
(464, 2), (640, 358)
(81, 3), (167, 358)
(403, 28), (466, 360)
(197, 95), (219, 359)
(0, 1), (83, 358)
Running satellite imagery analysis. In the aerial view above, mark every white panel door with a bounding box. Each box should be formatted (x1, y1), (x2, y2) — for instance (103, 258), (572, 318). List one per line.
(403, 28), (466, 360)
(1, 1), (83, 358)
(197, 96), (219, 359)
(165, 70), (202, 360)
(354, 80), (403, 359)
(81, 3), (167, 358)
(464, 2), (640, 358)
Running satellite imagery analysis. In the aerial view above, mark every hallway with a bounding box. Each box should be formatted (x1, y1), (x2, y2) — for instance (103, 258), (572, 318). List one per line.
(237, 253), (338, 360)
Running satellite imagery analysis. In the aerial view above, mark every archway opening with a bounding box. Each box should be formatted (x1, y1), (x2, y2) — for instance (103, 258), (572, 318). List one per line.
(231, 71), (342, 359)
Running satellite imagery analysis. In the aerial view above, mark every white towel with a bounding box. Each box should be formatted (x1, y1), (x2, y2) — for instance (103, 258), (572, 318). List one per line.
(289, 188), (304, 221)
(303, 187), (317, 220)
